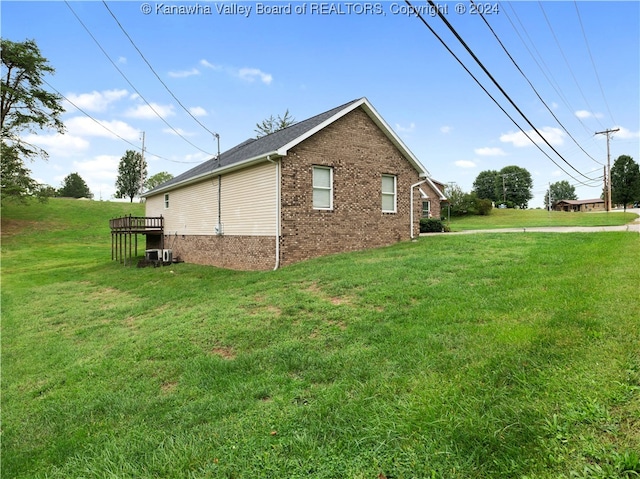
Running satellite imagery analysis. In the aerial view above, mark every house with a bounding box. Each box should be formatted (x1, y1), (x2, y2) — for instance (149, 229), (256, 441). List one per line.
(554, 198), (605, 212)
(142, 98), (447, 270)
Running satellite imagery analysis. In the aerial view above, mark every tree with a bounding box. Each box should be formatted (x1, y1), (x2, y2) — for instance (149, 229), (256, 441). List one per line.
(115, 150), (147, 202)
(145, 171), (174, 191)
(611, 155), (640, 211)
(545, 180), (577, 209)
(496, 165), (533, 209)
(472, 170), (499, 202)
(1, 38), (65, 201)
(57, 172), (92, 199)
(255, 109), (295, 138)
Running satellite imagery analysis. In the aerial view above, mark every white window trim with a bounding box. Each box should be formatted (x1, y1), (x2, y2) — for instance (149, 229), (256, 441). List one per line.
(312, 166), (333, 210)
(164, 193), (169, 209)
(382, 174), (397, 213)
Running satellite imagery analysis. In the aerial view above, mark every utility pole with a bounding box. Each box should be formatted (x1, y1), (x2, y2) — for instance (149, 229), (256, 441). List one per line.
(140, 131), (146, 199)
(595, 128), (619, 211)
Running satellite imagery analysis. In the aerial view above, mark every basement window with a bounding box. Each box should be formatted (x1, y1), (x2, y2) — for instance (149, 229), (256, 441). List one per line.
(312, 166), (333, 210)
(381, 174), (396, 213)
(164, 193), (169, 209)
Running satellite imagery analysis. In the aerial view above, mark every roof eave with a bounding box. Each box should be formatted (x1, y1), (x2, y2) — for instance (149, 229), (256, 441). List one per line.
(141, 151), (280, 198)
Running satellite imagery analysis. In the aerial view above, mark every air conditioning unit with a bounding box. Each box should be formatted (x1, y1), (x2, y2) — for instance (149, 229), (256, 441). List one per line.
(162, 249), (173, 263)
(145, 249), (162, 261)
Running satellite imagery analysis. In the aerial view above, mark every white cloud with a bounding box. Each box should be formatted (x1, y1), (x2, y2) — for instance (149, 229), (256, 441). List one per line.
(65, 89), (128, 112)
(21, 132), (89, 156)
(162, 127), (194, 137)
(238, 67), (272, 85)
(575, 110), (603, 119)
(73, 155), (120, 182)
(118, 57), (127, 64)
(199, 59), (272, 85)
(500, 127), (565, 147)
(395, 122), (415, 134)
(200, 59), (221, 70)
(611, 126), (640, 140)
(440, 125), (452, 134)
(189, 106), (208, 117)
(455, 160), (476, 168)
(168, 68), (200, 78)
(125, 102), (175, 119)
(66, 116), (139, 140)
(474, 147), (506, 156)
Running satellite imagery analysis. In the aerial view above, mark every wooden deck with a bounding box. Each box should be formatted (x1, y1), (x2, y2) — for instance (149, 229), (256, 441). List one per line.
(109, 215), (164, 265)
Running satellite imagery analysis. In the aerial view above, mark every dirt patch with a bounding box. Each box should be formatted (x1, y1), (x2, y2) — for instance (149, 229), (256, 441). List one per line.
(304, 281), (353, 306)
(211, 346), (236, 360)
(161, 381), (178, 394)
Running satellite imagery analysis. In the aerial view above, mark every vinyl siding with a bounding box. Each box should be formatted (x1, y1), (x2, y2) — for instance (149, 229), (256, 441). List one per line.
(221, 161), (277, 236)
(144, 161), (277, 236)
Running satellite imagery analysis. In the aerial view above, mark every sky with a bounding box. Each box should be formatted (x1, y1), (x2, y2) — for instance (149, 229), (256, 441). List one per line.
(2, 0), (639, 207)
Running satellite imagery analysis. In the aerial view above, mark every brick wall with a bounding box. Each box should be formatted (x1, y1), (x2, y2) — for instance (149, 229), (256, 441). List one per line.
(279, 106), (438, 267)
(158, 234), (276, 270)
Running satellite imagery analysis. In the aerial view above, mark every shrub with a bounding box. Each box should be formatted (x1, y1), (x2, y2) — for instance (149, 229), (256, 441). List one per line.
(420, 218), (445, 233)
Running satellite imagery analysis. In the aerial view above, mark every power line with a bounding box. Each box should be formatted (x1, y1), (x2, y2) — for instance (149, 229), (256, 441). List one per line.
(573, 0), (617, 126)
(405, 0), (600, 186)
(101, 1), (219, 140)
(470, 0), (603, 167)
(64, 0), (214, 156)
(500, 2), (600, 140)
(44, 78), (202, 164)
(537, 1), (606, 131)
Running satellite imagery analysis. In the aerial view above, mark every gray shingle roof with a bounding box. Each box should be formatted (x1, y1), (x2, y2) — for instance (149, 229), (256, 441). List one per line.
(144, 98), (363, 196)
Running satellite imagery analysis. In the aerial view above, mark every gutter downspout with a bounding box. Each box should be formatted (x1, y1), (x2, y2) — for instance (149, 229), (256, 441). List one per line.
(267, 156), (280, 270)
(410, 179), (427, 239)
(217, 175), (222, 234)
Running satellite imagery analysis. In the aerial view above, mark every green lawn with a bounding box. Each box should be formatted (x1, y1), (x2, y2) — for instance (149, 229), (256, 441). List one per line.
(447, 208), (638, 231)
(2, 199), (640, 478)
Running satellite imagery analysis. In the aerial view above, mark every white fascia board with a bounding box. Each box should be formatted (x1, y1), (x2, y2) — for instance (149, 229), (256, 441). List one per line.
(275, 98), (367, 156)
(359, 99), (432, 178)
(426, 177), (447, 200)
(142, 152), (279, 198)
(275, 97), (431, 178)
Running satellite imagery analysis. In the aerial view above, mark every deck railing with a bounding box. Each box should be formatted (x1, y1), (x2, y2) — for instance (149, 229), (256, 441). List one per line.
(109, 215), (163, 233)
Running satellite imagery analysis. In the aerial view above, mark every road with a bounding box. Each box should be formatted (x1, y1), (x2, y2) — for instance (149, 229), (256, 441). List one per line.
(425, 208), (640, 236)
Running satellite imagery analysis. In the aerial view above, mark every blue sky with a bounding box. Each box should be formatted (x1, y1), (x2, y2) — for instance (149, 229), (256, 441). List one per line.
(2, 1), (639, 206)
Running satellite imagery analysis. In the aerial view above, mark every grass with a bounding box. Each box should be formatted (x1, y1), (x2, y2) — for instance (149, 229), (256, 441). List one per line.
(2, 198), (640, 478)
(447, 208), (638, 231)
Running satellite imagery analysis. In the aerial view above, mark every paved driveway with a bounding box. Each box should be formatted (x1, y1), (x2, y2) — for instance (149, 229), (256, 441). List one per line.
(423, 209), (640, 236)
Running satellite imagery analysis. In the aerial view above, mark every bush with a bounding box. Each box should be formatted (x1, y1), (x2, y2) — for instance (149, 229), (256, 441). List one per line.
(420, 218), (445, 233)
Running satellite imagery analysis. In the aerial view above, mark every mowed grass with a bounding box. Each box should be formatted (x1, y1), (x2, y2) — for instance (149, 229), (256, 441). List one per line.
(2, 199), (640, 478)
(448, 208), (638, 231)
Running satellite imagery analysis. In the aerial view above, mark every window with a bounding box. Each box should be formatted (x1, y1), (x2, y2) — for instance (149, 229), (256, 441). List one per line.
(422, 200), (431, 217)
(381, 175), (396, 213)
(164, 193), (169, 209)
(313, 166), (333, 210)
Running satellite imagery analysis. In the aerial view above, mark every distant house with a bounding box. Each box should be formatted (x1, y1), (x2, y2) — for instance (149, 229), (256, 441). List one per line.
(142, 98), (446, 270)
(554, 198), (605, 212)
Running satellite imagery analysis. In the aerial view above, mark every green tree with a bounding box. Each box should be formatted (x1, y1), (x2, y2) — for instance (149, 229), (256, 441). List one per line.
(57, 172), (92, 199)
(255, 109), (295, 138)
(1, 38), (65, 202)
(472, 170), (499, 202)
(545, 180), (577, 209)
(115, 150), (147, 202)
(145, 171), (174, 191)
(611, 155), (640, 212)
(496, 165), (533, 209)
